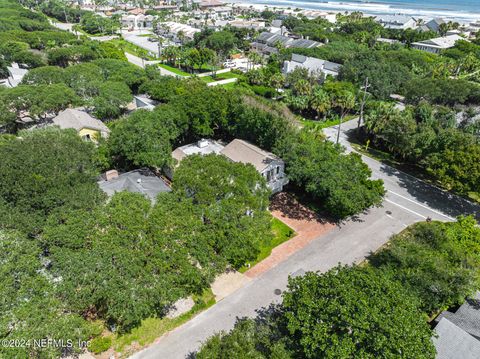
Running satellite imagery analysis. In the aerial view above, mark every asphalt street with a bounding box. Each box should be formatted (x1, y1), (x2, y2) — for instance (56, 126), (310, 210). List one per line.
(131, 119), (479, 359)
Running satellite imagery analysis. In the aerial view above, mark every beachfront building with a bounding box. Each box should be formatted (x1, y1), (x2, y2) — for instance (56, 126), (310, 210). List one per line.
(412, 34), (464, 54)
(228, 19), (266, 30)
(121, 14), (156, 30)
(375, 15), (417, 30)
(158, 21), (201, 42)
(252, 31), (322, 55)
(283, 54), (341, 78)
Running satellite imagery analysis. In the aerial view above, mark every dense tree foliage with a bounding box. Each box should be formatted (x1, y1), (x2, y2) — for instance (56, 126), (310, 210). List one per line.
(43, 192), (207, 332)
(107, 108), (180, 169)
(0, 128), (104, 234)
(173, 154), (272, 267)
(278, 131), (385, 218)
(198, 265), (436, 358)
(370, 216), (480, 313)
(364, 101), (480, 197)
(0, 230), (98, 359)
(282, 267), (435, 358)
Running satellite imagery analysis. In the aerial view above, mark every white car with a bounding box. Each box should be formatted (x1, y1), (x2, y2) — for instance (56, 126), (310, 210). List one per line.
(223, 61), (236, 68)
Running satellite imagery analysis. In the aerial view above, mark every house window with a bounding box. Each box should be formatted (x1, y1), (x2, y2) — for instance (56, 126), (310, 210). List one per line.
(266, 171), (271, 182)
(276, 166), (280, 174)
(82, 134), (91, 141)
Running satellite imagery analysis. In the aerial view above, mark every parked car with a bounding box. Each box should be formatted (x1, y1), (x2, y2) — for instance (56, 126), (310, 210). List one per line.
(223, 61), (235, 68)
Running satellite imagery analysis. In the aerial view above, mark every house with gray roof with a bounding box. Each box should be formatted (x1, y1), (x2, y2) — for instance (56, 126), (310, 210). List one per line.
(0, 63), (28, 88)
(98, 169), (171, 202)
(425, 18), (445, 33)
(412, 34), (465, 54)
(433, 292), (480, 358)
(251, 31), (321, 55)
(283, 54), (341, 78)
(433, 318), (480, 359)
(375, 15), (417, 30)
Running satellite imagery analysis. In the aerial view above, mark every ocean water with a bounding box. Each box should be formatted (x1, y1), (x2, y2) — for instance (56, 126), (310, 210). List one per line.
(236, 0), (480, 22)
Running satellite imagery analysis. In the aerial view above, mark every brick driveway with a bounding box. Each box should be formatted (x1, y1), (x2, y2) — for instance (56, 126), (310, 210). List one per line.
(245, 193), (335, 278)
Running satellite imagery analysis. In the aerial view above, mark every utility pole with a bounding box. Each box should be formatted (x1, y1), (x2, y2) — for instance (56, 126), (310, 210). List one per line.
(357, 77), (370, 132)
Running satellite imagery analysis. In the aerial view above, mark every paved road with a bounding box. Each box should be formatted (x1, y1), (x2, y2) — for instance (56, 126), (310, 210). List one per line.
(131, 120), (479, 359)
(323, 119), (480, 222)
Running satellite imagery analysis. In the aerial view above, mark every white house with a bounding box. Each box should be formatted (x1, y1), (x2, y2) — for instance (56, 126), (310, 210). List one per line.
(412, 34), (464, 54)
(375, 15), (417, 30)
(283, 54), (341, 78)
(121, 14), (156, 30)
(171, 138), (289, 193)
(159, 21), (201, 42)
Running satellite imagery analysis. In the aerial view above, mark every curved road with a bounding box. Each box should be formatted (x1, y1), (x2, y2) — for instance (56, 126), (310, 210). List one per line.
(131, 119), (479, 359)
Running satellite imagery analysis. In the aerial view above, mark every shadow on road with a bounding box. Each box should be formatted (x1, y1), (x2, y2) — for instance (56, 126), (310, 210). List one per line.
(380, 164), (480, 221)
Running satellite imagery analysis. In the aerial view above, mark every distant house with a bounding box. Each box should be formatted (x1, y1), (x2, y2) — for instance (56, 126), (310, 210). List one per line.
(51, 108), (110, 142)
(432, 292), (480, 358)
(0, 63), (28, 88)
(159, 21), (201, 42)
(133, 95), (158, 111)
(375, 15), (417, 30)
(220, 139), (289, 194)
(98, 168), (171, 202)
(251, 31), (321, 55)
(412, 34), (464, 53)
(228, 19), (265, 30)
(283, 54), (341, 78)
(425, 17), (445, 33)
(121, 14), (155, 29)
(171, 138), (289, 193)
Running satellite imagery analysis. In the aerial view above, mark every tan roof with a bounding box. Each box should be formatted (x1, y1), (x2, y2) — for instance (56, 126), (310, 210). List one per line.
(220, 139), (278, 172)
(128, 7), (145, 15)
(52, 108), (110, 134)
(172, 147), (187, 163)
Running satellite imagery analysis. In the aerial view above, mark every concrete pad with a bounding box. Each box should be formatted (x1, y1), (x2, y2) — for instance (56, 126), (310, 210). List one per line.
(166, 297), (195, 319)
(211, 271), (251, 302)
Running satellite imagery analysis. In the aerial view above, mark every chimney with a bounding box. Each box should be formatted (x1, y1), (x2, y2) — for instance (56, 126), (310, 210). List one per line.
(105, 170), (119, 181)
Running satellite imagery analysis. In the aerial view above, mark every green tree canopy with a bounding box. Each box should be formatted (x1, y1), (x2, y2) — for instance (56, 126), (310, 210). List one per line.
(107, 107), (180, 169)
(0, 127), (104, 234)
(282, 267), (435, 358)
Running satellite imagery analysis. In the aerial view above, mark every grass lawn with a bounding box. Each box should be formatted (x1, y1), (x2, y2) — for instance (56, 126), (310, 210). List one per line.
(108, 289), (215, 355)
(106, 38), (157, 60)
(158, 63), (190, 76)
(239, 217), (295, 273)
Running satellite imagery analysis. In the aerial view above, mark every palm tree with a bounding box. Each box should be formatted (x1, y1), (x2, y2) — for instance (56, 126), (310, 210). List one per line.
(333, 90), (356, 144)
(310, 88), (331, 120)
(269, 73), (285, 97)
(177, 30), (186, 45)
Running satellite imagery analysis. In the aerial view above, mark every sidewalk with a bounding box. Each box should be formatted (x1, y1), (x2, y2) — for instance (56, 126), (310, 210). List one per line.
(245, 193), (335, 278)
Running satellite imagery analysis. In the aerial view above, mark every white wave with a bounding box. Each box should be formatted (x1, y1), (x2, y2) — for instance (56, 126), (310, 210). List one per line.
(234, 0), (480, 22)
